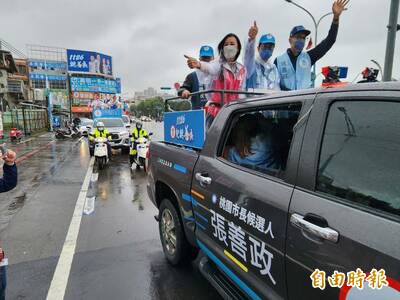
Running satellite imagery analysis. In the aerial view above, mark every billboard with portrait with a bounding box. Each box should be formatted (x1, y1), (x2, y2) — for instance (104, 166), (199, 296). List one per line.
(67, 49), (113, 76)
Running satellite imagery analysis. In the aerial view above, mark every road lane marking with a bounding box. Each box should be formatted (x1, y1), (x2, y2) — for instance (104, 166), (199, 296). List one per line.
(90, 173), (98, 182)
(83, 196), (96, 215)
(46, 157), (94, 300)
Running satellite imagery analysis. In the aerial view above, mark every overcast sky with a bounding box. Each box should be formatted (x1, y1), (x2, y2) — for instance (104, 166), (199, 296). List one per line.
(1, 0), (399, 94)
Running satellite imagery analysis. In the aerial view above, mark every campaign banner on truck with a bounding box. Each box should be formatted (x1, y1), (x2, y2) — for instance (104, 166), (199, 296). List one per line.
(67, 49), (113, 76)
(92, 108), (122, 119)
(164, 110), (205, 149)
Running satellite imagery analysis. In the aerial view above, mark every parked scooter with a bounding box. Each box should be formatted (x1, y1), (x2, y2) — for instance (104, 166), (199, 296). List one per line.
(9, 128), (23, 142)
(55, 124), (81, 139)
(130, 133), (152, 172)
(94, 137), (109, 170)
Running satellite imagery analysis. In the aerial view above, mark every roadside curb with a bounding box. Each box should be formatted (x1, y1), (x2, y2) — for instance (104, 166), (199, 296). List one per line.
(14, 134), (83, 165)
(15, 141), (55, 165)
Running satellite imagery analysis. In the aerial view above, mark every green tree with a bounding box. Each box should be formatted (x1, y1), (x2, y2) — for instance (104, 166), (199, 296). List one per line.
(131, 97), (165, 118)
(168, 100), (191, 111)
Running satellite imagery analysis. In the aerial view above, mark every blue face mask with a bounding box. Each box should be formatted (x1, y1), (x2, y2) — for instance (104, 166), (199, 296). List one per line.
(294, 39), (305, 52)
(260, 49), (273, 61)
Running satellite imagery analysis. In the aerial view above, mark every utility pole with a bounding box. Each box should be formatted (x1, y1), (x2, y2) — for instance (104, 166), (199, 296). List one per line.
(383, 0), (400, 81)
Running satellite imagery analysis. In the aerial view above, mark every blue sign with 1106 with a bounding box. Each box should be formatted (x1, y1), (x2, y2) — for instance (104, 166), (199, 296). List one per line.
(67, 49), (113, 75)
(164, 110), (205, 149)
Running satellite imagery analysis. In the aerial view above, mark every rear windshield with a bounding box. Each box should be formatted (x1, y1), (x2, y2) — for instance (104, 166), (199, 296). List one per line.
(95, 118), (124, 127)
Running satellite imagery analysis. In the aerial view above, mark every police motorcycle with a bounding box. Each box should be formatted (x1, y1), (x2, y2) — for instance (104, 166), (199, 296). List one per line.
(130, 133), (153, 172)
(94, 136), (109, 170)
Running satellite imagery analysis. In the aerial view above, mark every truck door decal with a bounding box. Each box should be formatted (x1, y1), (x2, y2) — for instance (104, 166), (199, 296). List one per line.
(182, 193), (208, 231)
(191, 189), (205, 200)
(173, 163), (187, 174)
(210, 208), (276, 285)
(156, 157), (187, 174)
(191, 191), (277, 285)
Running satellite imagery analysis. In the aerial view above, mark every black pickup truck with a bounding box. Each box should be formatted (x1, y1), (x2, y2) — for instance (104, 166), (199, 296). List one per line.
(147, 83), (400, 300)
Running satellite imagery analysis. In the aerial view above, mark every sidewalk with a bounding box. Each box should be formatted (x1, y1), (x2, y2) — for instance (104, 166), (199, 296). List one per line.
(1, 131), (55, 164)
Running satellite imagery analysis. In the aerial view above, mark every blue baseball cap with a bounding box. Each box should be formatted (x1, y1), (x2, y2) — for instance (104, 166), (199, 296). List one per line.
(199, 45), (214, 57)
(290, 25), (311, 37)
(259, 34), (276, 45)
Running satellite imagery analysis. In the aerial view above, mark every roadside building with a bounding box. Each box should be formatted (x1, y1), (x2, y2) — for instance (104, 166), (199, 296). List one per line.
(0, 50), (18, 111)
(27, 45), (70, 126)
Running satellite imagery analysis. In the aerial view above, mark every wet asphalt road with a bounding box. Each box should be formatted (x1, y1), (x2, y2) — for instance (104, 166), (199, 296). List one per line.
(0, 123), (222, 300)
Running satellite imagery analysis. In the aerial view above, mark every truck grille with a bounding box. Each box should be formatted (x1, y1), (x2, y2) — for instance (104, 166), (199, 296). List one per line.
(111, 134), (119, 140)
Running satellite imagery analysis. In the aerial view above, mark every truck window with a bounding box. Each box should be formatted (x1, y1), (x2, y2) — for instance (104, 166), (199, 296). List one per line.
(316, 101), (400, 218)
(221, 103), (302, 179)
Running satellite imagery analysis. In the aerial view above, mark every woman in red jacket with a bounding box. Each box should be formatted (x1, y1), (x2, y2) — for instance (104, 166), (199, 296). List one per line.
(186, 33), (246, 127)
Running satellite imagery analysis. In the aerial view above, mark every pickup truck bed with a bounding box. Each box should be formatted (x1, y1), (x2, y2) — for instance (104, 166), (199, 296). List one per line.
(147, 83), (400, 300)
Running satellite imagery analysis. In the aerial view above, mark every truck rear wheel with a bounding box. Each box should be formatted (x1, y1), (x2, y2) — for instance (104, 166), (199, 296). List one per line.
(159, 198), (194, 266)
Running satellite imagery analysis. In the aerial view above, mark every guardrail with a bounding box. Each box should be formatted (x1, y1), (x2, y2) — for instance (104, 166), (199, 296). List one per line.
(164, 89), (266, 112)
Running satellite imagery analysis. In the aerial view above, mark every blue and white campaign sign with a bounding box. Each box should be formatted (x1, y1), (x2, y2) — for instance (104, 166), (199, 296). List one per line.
(29, 73), (46, 80)
(70, 77), (119, 94)
(92, 109), (123, 119)
(29, 60), (66, 71)
(29, 74), (67, 81)
(67, 49), (113, 76)
(164, 110), (205, 149)
(52, 116), (61, 128)
(116, 77), (121, 94)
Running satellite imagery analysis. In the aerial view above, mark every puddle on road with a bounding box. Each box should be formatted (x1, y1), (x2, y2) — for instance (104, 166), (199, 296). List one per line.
(132, 184), (144, 211)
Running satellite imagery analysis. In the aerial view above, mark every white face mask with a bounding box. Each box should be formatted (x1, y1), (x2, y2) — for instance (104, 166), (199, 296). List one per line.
(223, 45), (238, 60)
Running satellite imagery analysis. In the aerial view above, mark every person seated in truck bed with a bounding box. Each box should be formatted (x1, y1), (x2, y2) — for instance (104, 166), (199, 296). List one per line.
(227, 113), (279, 172)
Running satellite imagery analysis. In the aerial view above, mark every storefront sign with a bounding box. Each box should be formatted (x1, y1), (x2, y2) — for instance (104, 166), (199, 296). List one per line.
(72, 106), (92, 113)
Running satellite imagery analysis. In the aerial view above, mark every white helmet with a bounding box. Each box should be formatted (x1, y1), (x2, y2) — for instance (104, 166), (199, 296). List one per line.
(97, 121), (105, 131)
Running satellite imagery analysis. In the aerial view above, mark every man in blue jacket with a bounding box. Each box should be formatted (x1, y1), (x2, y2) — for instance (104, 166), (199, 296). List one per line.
(0, 149), (17, 193)
(275, 0), (349, 91)
(178, 45), (214, 109)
